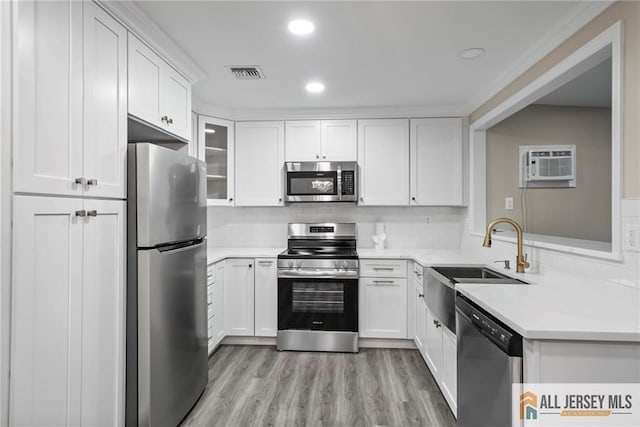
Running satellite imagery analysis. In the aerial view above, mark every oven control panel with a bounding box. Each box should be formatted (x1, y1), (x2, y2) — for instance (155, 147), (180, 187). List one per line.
(341, 171), (355, 195)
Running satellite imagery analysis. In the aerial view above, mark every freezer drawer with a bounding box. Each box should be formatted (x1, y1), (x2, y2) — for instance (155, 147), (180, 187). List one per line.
(136, 239), (208, 427)
(130, 143), (207, 247)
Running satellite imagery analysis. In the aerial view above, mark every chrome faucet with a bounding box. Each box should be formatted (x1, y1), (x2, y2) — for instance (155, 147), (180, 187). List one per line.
(483, 218), (530, 273)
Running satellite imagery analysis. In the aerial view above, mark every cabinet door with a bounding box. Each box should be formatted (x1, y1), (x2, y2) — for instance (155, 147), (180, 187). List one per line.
(83, 2), (127, 199)
(81, 199), (125, 426)
(407, 262), (421, 340)
(161, 65), (192, 140)
(128, 34), (162, 129)
(359, 278), (407, 338)
(415, 288), (427, 355)
(410, 118), (463, 206)
(11, 196), (84, 426)
(441, 326), (458, 416)
(322, 120), (357, 161)
(198, 115), (235, 206)
(235, 121), (285, 206)
(14, 0), (83, 196)
(223, 259), (255, 336)
(213, 261), (226, 345)
(424, 307), (443, 381)
(285, 121), (321, 161)
(254, 258), (277, 337)
(357, 119), (409, 205)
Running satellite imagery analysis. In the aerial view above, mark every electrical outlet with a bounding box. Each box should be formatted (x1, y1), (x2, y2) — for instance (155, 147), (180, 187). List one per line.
(505, 197), (514, 210)
(624, 224), (640, 252)
(425, 216), (431, 224)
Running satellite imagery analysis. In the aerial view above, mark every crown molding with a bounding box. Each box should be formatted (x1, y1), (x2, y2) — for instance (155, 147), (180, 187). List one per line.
(97, 0), (206, 83)
(467, 1), (614, 115)
(194, 103), (471, 122)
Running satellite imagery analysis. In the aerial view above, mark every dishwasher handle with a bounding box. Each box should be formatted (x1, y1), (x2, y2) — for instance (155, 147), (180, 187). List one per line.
(456, 294), (522, 356)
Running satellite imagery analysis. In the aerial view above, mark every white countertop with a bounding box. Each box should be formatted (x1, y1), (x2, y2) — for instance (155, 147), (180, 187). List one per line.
(207, 246), (640, 342)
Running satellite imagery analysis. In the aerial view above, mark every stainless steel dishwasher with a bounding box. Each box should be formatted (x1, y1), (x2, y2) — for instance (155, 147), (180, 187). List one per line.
(456, 294), (523, 427)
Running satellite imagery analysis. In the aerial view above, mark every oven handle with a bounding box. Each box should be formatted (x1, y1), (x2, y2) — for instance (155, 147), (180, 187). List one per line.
(278, 269), (359, 279)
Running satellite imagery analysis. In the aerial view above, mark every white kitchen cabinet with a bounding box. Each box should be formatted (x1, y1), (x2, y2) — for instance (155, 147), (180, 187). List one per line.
(285, 120), (357, 161)
(410, 118), (463, 206)
(11, 195), (125, 426)
(357, 119), (409, 205)
(213, 261), (226, 345)
(415, 285), (427, 355)
(424, 307), (443, 380)
(408, 261), (424, 341)
(14, 0), (127, 199)
(359, 259), (407, 339)
(224, 258), (255, 336)
(254, 258), (278, 337)
(441, 326), (458, 415)
(234, 121), (285, 206)
(198, 115), (235, 206)
(128, 34), (191, 141)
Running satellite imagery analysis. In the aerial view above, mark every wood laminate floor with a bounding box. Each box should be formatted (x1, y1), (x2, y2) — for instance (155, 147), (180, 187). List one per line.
(181, 345), (456, 427)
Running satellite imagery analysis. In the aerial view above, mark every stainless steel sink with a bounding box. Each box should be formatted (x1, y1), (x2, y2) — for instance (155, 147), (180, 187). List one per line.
(430, 266), (528, 285)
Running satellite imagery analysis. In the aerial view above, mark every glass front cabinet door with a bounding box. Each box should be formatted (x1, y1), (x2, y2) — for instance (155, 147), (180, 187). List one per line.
(197, 115), (234, 206)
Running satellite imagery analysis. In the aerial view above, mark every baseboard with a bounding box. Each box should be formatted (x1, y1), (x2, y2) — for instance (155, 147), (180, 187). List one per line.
(221, 335), (417, 350)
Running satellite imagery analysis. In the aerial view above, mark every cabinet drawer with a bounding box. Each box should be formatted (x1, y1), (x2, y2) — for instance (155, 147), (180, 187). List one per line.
(208, 305), (214, 320)
(207, 266), (215, 285)
(360, 259), (407, 278)
(411, 263), (424, 287)
(207, 290), (212, 306)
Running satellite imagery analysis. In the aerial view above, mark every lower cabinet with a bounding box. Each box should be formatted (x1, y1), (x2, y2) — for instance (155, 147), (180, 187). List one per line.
(424, 307), (443, 379)
(224, 258), (255, 336)
(11, 195), (125, 426)
(415, 283), (427, 354)
(254, 258), (277, 337)
(359, 259), (408, 339)
(207, 261), (225, 354)
(441, 327), (458, 414)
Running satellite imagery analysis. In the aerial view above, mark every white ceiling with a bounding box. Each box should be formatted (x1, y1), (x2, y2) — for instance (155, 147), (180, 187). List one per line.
(534, 57), (612, 108)
(134, 1), (611, 116)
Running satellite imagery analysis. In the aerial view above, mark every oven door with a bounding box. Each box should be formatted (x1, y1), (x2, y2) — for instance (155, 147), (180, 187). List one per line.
(278, 276), (358, 332)
(286, 170), (339, 202)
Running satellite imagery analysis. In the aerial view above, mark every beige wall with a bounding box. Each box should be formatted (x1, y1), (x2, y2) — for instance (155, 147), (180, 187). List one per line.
(487, 105), (612, 242)
(471, 1), (640, 198)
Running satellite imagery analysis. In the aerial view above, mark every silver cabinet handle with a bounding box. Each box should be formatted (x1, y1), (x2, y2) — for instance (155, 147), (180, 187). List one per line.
(372, 280), (395, 284)
(258, 260), (273, 265)
(418, 293), (424, 298)
(75, 210), (86, 217)
(373, 267), (394, 271)
(75, 177), (86, 185)
(87, 210), (97, 217)
(87, 179), (98, 186)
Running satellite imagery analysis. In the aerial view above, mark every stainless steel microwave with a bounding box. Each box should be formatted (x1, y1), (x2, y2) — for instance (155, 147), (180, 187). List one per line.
(285, 161), (357, 203)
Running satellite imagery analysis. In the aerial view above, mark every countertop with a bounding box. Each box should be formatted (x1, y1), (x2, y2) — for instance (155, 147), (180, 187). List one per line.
(207, 246), (640, 343)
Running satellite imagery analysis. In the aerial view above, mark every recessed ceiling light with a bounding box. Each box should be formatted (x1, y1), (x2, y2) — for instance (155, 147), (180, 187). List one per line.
(305, 81), (325, 94)
(288, 19), (315, 36)
(204, 128), (216, 134)
(460, 48), (486, 60)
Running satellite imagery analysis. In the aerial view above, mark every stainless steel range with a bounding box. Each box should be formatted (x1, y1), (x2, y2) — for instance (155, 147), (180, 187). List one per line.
(277, 223), (359, 353)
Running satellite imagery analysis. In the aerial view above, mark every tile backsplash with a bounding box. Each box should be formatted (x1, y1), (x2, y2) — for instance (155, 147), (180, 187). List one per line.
(207, 205), (467, 249)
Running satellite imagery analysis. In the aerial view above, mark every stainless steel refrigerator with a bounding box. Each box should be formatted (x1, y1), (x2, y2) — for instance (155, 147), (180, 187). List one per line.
(126, 143), (208, 427)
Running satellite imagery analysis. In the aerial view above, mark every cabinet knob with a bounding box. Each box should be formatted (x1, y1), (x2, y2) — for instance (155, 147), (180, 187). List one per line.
(360, 197), (364, 202)
(418, 293), (424, 298)
(228, 198), (233, 202)
(87, 179), (98, 186)
(411, 196), (416, 201)
(161, 115), (168, 123)
(75, 210), (86, 217)
(87, 210), (98, 217)
(322, 154), (326, 159)
(74, 177), (86, 185)
(315, 154), (320, 159)
(167, 118), (173, 125)
(248, 264), (252, 268)
(278, 197), (282, 202)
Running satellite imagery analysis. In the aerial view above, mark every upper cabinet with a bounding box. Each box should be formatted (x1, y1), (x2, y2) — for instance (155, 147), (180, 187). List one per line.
(14, 0), (127, 199)
(285, 120), (357, 161)
(197, 115), (235, 206)
(128, 34), (191, 141)
(357, 119), (410, 206)
(410, 118), (464, 206)
(235, 121), (285, 207)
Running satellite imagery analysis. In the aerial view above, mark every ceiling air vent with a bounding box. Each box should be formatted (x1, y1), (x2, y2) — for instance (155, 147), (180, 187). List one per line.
(226, 65), (265, 80)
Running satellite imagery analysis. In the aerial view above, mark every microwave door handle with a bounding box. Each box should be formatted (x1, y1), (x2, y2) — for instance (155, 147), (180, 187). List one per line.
(337, 166), (342, 201)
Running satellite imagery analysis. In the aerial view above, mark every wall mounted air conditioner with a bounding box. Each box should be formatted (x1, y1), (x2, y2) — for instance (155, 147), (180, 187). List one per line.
(519, 145), (576, 188)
